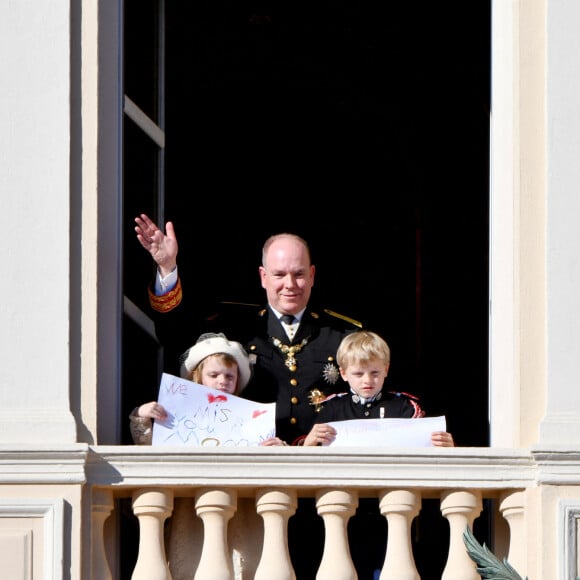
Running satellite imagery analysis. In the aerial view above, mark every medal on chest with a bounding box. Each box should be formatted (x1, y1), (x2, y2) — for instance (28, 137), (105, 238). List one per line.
(271, 336), (309, 371)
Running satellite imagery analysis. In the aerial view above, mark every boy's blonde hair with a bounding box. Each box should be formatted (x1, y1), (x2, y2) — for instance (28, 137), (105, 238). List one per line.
(336, 330), (391, 369)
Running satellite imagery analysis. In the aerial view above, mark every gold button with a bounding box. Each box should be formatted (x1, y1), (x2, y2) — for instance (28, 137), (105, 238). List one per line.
(290, 378), (298, 386)
(291, 397), (298, 404)
(327, 356), (334, 362)
(289, 365), (297, 372)
(250, 344), (257, 351)
(290, 417), (297, 425)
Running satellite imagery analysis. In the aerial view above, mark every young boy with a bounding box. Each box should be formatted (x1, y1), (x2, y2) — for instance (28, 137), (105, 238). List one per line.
(303, 330), (455, 447)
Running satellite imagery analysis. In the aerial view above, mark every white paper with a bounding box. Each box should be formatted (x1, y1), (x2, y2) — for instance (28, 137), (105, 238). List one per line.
(327, 416), (446, 447)
(151, 373), (276, 447)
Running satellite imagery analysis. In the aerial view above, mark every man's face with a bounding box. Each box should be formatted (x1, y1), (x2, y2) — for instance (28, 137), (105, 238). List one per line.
(259, 238), (315, 315)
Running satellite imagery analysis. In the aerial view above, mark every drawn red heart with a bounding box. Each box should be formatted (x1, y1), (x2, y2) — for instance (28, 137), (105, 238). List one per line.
(252, 410), (267, 418)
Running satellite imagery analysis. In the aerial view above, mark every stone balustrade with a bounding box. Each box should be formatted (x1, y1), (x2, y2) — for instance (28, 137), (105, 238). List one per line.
(87, 445), (540, 579)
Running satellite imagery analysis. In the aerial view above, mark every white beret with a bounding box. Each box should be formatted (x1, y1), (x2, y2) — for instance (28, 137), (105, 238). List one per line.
(179, 333), (252, 391)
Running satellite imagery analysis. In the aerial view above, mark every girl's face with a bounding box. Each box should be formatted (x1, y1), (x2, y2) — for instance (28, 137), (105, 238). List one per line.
(199, 356), (238, 394)
(339, 357), (389, 399)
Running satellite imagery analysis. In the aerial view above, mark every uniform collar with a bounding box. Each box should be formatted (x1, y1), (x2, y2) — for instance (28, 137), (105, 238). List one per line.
(351, 389), (383, 405)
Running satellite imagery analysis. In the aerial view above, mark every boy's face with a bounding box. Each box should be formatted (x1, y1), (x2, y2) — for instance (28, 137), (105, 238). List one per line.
(339, 357), (389, 399)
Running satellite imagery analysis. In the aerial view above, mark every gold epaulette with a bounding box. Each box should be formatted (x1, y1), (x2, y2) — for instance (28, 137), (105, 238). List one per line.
(323, 308), (363, 328)
(148, 278), (182, 313)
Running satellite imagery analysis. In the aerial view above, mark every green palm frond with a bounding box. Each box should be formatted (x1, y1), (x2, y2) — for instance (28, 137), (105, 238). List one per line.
(463, 526), (528, 580)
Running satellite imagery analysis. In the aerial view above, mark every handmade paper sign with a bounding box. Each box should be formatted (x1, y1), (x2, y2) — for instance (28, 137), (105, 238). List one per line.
(151, 373), (276, 446)
(327, 416), (446, 447)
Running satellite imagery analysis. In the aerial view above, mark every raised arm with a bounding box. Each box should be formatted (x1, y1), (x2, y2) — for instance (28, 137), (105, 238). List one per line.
(135, 213), (178, 278)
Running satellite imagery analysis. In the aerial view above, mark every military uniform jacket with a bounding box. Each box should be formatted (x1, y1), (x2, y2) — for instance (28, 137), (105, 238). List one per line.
(314, 390), (425, 424)
(148, 278), (362, 444)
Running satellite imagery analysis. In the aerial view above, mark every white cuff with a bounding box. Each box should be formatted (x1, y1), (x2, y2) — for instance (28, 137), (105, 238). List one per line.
(155, 266), (178, 295)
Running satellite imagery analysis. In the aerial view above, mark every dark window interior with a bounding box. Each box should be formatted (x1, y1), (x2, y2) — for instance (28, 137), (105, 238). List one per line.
(120, 4), (492, 576)
(123, 1), (491, 447)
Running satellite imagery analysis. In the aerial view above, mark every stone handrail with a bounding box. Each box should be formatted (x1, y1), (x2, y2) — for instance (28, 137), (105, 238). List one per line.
(87, 446), (539, 579)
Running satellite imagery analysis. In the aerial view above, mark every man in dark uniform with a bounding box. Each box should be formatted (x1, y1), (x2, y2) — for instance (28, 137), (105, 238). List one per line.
(239, 306), (362, 444)
(135, 214), (362, 577)
(135, 213), (362, 446)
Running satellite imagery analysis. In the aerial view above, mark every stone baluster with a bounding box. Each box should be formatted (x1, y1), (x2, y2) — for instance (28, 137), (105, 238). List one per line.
(440, 490), (482, 580)
(92, 488), (114, 580)
(131, 488), (174, 580)
(499, 490), (526, 576)
(254, 488), (297, 580)
(315, 488), (358, 580)
(194, 488), (237, 580)
(166, 497), (199, 579)
(379, 489), (421, 580)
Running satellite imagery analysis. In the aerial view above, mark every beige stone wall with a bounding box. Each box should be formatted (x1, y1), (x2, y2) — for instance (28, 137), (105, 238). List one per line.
(0, 484), (82, 580)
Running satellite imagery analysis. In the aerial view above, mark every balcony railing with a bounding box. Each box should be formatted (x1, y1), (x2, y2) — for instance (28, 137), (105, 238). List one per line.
(86, 445), (548, 579)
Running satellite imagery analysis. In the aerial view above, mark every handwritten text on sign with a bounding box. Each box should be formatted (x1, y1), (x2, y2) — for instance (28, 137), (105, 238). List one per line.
(151, 373), (276, 447)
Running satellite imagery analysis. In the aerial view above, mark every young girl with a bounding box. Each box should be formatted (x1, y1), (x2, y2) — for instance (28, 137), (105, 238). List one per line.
(129, 332), (286, 445)
(303, 330), (455, 447)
